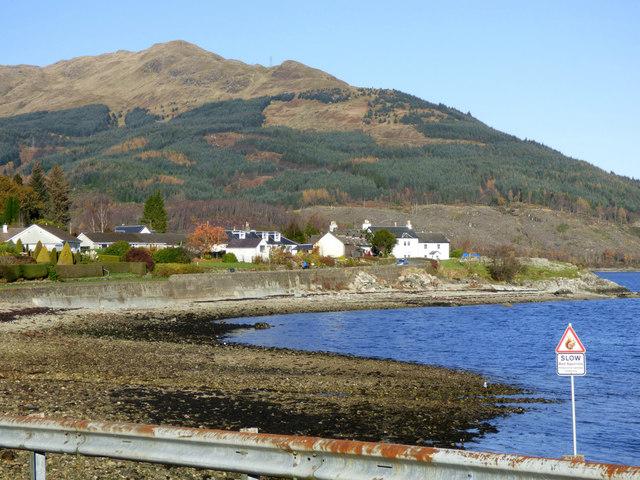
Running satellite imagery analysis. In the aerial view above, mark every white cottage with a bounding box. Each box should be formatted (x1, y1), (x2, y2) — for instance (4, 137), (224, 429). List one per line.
(9, 224), (81, 253)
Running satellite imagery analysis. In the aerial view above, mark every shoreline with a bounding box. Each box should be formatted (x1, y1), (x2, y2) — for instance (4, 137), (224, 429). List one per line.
(0, 282), (634, 478)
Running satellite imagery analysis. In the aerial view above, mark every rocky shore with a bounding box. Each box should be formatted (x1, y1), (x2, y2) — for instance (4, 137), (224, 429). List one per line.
(0, 269), (633, 479)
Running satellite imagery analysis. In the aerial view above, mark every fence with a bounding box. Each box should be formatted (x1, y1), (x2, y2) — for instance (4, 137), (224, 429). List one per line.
(0, 415), (638, 480)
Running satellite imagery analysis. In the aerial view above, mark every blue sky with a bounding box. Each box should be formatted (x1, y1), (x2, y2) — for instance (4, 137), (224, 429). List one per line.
(2, 1), (638, 179)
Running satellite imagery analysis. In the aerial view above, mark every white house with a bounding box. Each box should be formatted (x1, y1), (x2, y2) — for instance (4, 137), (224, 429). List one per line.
(315, 231), (371, 258)
(77, 232), (186, 250)
(222, 227), (299, 262)
(365, 220), (449, 260)
(224, 236), (269, 263)
(8, 224), (81, 253)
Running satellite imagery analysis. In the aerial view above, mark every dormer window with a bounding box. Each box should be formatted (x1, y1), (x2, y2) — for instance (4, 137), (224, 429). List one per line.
(274, 232), (281, 242)
(239, 231), (246, 239)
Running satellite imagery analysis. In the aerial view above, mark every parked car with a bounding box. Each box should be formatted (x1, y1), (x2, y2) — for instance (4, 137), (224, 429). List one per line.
(395, 258), (409, 265)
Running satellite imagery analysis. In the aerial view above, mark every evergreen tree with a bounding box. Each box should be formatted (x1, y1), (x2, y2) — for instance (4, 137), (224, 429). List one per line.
(57, 243), (74, 265)
(28, 162), (48, 219)
(12, 174), (23, 186)
(140, 191), (168, 232)
(3, 196), (20, 225)
(46, 163), (71, 226)
(369, 228), (397, 256)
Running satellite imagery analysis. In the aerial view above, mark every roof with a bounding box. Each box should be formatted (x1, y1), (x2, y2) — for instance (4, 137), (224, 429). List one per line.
(329, 230), (370, 247)
(80, 232), (187, 245)
(417, 232), (449, 243)
(226, 237), (263, 248)
(367, 226), (417, 238)
(0, 227), (25, 243)
(32, 225), (80, 243)
(115, 225), (150, 233)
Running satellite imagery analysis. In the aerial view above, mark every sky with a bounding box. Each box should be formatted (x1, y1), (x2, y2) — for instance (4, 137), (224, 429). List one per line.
(2, 0), (638, 179)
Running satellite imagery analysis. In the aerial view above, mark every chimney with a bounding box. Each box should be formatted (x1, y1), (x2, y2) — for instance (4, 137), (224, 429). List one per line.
(329, 221), (338, 232)
(407, 220), (413, 229)
(362, 219), (371, 231)
(2, 224), (7, 234)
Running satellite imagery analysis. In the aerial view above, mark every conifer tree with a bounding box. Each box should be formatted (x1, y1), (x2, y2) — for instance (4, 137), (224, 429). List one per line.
(140, 191), (168, 232)
(58, 243), (74, 265)
(46, 163), (71, 227)
(36, 246), (51, 264)
(49, 248), (58, 265)
(33, 241), (43, 259)
(28, 162), (48, 220)
(15, 238), (23, 253)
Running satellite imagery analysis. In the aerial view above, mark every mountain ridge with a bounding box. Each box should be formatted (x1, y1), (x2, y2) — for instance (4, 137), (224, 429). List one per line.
(0, 40), (347, 119)
(1, 41), (639, 233)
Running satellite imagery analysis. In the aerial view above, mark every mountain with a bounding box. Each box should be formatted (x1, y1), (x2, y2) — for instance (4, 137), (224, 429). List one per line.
(1, 41), (639, 228)
(0, 40), (346, 118)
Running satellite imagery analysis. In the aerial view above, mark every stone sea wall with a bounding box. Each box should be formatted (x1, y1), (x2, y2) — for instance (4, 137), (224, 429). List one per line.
(0, 265), (410, 308)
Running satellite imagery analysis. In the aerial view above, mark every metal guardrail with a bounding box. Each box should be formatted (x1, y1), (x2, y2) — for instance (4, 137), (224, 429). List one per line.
(0, 415), (638, 480)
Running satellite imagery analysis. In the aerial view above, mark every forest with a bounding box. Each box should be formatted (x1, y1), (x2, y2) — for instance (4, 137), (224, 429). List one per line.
(1, 89), (639, 228)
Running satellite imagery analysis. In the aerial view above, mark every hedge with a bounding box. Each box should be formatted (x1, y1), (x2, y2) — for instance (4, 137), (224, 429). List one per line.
(100, 262), (146, 275)
(97, 254), (121, 263)
(54, 264), (104, 279)
(0, 264), (48, 282)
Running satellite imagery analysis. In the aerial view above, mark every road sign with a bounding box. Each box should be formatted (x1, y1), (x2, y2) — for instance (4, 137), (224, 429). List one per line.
(555, 323), (587, 458)
(557, 352), (586, 376)
(555, 324), (586, 354)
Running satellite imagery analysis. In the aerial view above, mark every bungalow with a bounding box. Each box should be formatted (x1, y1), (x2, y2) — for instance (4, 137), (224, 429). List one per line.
(7, 224), (81, 253)
(114, 225), (153, 234)
(77, 232), (186, 251)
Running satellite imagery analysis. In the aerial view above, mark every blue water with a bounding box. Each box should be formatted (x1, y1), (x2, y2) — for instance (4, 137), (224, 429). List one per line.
(223, 272), (640, 466)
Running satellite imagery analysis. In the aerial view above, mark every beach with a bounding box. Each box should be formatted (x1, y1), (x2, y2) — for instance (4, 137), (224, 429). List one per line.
(0, 277), (632, 479)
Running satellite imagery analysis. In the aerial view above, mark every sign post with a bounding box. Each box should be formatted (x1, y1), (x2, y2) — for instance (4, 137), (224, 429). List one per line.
(555, 323), (586, 458)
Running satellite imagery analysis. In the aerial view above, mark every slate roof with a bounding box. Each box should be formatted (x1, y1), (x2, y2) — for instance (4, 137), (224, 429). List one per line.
(115, 225), (150, 233)
(226, 237), (263, 248)
(36, 225), (80, 243)
(0, 227), (24, 243)
(417, 232), (449, 243)
(81, 232), (186, 245)
(367, 226), (417, 238)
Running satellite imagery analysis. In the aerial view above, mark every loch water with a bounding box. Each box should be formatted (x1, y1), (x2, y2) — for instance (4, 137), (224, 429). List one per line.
(223, 272), (640, 466)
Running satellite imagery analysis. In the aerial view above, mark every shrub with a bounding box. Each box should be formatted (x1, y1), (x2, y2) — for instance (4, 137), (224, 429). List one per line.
(124, 248), (155, 272)
(153, 263), (203, 277)
(0, 265), (19, 282)
(221, 252), (238, 263)
(15, 238), (23, 253)
(488, 245), (522, 282)
(57, 243), (74, 265)
(103, 241), (131, 258)
(97, 254), (121, 263)
(49, 249), (58, 265)
(450, 248), (463, 258)
(36, 247), (51, 264)
(20, 264), (48, 280)
(320, 256), (335, 267)
(153, 246), (192, 264)
(33, 241), (43, 259)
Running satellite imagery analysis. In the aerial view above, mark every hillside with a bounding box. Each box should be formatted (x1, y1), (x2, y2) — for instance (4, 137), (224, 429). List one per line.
(301, 204), (640, 266)
(1, 41), (640, 238)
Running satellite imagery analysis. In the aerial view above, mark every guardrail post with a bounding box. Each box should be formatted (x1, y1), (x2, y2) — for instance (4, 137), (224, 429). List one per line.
(29, 451), (46, 480)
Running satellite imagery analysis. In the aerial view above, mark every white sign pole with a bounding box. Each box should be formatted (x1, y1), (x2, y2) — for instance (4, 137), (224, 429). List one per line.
(570, 375), (577, 456)
(555, 323), (586, 460)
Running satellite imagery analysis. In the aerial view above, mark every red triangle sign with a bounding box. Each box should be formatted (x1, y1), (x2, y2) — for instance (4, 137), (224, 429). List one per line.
(556, 324), (586, 353)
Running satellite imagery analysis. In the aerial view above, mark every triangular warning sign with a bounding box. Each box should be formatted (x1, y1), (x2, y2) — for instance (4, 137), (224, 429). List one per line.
(556, 324), (586, 353)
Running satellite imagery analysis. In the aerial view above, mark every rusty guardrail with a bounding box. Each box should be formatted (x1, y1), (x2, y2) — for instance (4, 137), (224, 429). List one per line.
(0, 415), (638, 480)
